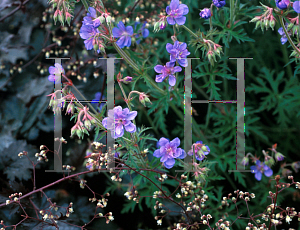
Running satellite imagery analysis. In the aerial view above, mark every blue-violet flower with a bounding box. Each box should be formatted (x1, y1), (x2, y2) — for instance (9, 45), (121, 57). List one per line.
(166, 41), (190, 67)
(154, 62), (182, 86)
(83, 7), (101, 28)
(200, 8), (211, 19)
(153, 137), (186, 169)
(79, 24), (103, 53)
(275, 0), (290, 10)
(250, 160), (273, 181)
(102, 106), (137, 139)
(48, 63), (65, 82)
(166, 0), (189, 25)
(213, 0), (226, 8)
(134, 22), (149, 44)
(112, 21), (133, 48)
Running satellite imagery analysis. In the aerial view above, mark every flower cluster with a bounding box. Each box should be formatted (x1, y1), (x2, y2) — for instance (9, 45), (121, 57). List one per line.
(153, 137), (186, 169)
(79, 7), (109, 53)
(71, 106), (96, 139)
(102, 106), (137, 139)
(249, 3), (276, 31)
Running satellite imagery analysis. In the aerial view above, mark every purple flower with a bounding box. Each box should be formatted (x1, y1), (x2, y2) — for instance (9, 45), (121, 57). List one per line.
(114, 152), (120, 158)
(250, 160), (273, 181)
(213, 0), (226, 8)
(275, 0), (290, 10)
(200, 8), (211, 19)
(112, 21), (133, 48)
(166, 41), (190, 67)
(154, 62), (182, 86)
(153, 137), (186, 169)
(134, 22), (149, 45)
(102, 106), (137, 139)
(91, 92), (106, 112)
(166, 0), (189, 25)
(293, 1), (300, 13)
(83, 7), (101, 28)
(278, 24), (290, 45)
(48, 63), (65, 82)
(187, 141), (210, 161)
(79, 24), (101, 52)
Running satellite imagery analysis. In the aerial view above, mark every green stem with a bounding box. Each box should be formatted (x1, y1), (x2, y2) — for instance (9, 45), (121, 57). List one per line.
(279, 16), (300, 56)
(181, 25), (198, 38)
(81, 0), (89, 10)
(112, 43), (166, 95)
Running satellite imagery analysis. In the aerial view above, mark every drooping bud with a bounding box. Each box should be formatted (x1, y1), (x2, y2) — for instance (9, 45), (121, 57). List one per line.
(153, 22), (160, 32)
(270, 20), (275, 30)
(139, 93), (152, 107)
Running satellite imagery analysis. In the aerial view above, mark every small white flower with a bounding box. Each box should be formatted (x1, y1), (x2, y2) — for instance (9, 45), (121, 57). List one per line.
(286, 215), (292, 224)
(157, 219), (162, 225)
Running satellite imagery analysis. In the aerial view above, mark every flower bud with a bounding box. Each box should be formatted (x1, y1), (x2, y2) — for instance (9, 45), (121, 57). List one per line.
(270, 20), (275, 30)
(275, 152), (285, 161)
(160, 21), (166, 30)
(122, 76), (132, 83)
(241, 156), (249, 166)
(153, 22), (160, 32)
(139, 93), (152, 107)
(94, 44), (99, 52)
(255, 21), (261, 30)
(201, 145), (208, 152)
(265, 157), (275, 167)
(99, 15), (105, 24)
(106, 16), (111, 24)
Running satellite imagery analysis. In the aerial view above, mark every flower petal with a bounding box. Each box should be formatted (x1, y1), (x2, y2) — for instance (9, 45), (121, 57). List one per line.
(126, 111), (137, 120)
(264, 168), (273, 177)
(166, 43), (174, 53)
(170, 0), (180, 10)
(255, 172), (262, 181)
(168, 75), (176, 86)
(117, 21), (126, 31)
(167, 16), (175, 25)
(164, 158), (175, 169)
(112, 27), (122, 37)
(157, 137), (169, 147)
(102, 117), (108, 128)
(126, 26), (134, 35)
(124, 122), (136, 133)
(179, 4), (189, 15)
(175, 16), (186, 25)
(154, 65), (164, 73)
(160, 154), (169, 162)
(153, 149), (164, 158)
